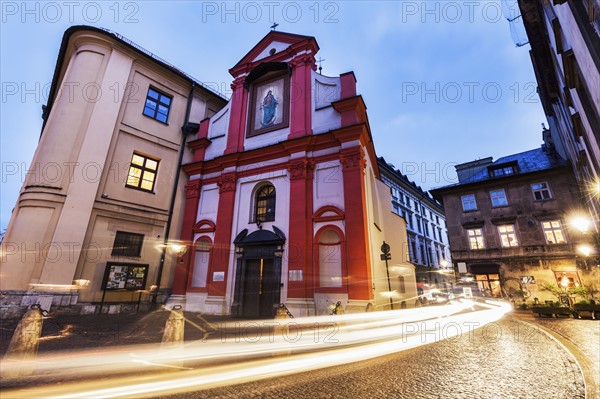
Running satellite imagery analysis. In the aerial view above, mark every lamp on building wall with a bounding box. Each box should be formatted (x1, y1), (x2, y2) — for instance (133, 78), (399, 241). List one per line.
(273, 245), (284, 258)
(235, 247), (244, 259)
(570, 215), (592, 233)
(560, 273), (570, 289)
(164, 241), (188, 257)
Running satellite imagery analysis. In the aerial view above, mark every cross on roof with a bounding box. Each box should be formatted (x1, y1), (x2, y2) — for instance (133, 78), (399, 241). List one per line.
(270, 22), (279, 31)
(317, 57), (326, 74)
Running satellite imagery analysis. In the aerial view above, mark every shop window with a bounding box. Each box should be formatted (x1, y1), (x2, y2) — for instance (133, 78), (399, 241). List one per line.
(475, 274), (501, 297)
(554, 271), (582, 289)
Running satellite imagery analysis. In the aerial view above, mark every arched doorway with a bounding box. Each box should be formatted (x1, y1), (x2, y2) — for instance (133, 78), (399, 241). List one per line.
(232, 227), (286, 318)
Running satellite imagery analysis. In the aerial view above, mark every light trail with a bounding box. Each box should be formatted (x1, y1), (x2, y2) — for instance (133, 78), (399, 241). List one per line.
(1, 299), (511, 399)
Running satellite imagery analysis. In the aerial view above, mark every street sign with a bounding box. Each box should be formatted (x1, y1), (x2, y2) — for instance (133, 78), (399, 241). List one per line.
(381, 242), (391, 254)
(520, 276), (535, 284)
(380, 253), (392, 261)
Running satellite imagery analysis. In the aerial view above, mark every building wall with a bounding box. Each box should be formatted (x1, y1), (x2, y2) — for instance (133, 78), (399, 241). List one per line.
(434, 160), (597, 302)
(519, 0), (600, 228)
(378, 160), (453, 290)
(0, 28), (226, 316)
(172, 31), (416, 316)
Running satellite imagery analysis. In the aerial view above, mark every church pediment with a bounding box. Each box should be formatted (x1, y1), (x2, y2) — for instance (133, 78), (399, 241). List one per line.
(230, 30), (318, 76)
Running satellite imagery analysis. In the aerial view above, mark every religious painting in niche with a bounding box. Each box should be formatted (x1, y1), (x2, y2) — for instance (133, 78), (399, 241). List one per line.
(247, 73), (289, 137)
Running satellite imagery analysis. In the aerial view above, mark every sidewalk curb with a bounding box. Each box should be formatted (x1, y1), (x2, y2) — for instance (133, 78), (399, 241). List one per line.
(510, 314), (597, 399)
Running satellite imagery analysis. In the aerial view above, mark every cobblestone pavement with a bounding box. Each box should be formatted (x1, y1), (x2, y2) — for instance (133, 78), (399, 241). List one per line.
(0, 311), (588, 398)
(513, 311), (600, 399)
(161, 317), (585, 399)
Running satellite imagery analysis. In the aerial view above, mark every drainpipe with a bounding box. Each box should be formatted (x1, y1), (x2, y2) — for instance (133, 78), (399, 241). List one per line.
(153, 82), (196, 304)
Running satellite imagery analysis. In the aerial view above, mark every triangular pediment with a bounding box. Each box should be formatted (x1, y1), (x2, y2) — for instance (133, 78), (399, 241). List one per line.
(231, 31), (318, 72)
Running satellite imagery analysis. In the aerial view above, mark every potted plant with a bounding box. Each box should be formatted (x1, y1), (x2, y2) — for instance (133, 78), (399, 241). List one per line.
(572, 299), (600, 320)
(530, 301), (573, 317)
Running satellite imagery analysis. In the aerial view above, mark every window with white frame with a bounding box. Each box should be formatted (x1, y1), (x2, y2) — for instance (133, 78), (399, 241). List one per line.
(461, 194), (477, 211)
(498, 225), (518, 247)
(467, 228), (485, 249)
(490, 189), (508, 207)
(531, 182), (552, 201)
(542, 220), (566, 244)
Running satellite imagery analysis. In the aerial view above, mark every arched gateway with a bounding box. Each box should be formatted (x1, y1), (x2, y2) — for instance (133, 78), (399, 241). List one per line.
(232, 227), (286, 318)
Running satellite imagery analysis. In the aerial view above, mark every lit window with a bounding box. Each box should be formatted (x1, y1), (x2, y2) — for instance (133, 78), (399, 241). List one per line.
(461, 194), (477, 211)
(542, 220), (566, 244)
(255, 184), (276, 222)
(532, 182), (552, 201)
(467, 228), (485, 250)
(111, 231), (144, 257)
(490, 189), (508, 207)
(498, 225), (519, 247)
(126, 153), (159, 192)
(143, 88), (171, 123)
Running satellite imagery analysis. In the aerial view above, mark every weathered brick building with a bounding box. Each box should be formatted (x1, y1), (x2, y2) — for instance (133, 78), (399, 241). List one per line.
(431, 140), (599, 303)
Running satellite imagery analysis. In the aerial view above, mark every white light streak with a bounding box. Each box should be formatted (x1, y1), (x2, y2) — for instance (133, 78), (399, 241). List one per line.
(1, 300), (511, 399)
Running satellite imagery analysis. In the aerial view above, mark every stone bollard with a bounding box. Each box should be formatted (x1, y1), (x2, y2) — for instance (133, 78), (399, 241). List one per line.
(274, 304), (290, 338)
(161, 305), (185, 368)
(365, 302), (375, 312)
(332, 301), (345, 315)
(2, 304), (45, 378)
(162, 305), (185, 344)
(273, 304), (292, 357)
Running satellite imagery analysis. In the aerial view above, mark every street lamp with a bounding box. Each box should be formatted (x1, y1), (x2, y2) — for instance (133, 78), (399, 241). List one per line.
(570, 215), (592, 233)
(577, 244), (592, 257)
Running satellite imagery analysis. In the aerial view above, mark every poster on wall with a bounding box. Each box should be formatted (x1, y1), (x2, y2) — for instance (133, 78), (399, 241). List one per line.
(247, 73), (290, 137)
(102, 262), (149, 291)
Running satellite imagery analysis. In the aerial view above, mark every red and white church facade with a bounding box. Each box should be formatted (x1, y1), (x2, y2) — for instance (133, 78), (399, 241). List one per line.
(169, 31), (416, 317)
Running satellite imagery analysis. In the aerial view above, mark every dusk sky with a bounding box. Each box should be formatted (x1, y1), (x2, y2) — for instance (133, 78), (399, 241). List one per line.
(0, 1), (546, 231)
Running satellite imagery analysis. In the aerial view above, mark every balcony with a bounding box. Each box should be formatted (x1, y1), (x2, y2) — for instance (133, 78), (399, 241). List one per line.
(451, 243), (576, 262)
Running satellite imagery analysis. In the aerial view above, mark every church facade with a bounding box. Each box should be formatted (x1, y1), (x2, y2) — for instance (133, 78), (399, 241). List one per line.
(170, 31), (417, 317)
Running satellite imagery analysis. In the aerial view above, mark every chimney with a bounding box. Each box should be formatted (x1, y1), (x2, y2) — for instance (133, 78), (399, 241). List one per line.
(455, 157), (494, 183)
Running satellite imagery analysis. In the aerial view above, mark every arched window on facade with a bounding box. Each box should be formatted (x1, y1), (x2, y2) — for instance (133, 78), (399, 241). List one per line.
(255, 184), (276, 222)
(191, 238), (212, 288)
(319, 229), (343, 288)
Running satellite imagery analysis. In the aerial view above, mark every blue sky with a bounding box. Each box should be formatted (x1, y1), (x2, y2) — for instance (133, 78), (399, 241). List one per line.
(0, 1), (546, 231)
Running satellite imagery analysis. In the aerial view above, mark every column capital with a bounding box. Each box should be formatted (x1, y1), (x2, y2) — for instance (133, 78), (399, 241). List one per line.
(340, 147), (366, 171)
(289, 53), (316, 70)
(185, 180), (201, 199)
(287, 159), (315, 181)
(217, 173), (237, 193)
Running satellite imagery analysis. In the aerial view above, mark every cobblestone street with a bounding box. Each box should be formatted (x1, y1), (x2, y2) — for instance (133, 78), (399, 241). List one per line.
(1, 311), (593, 398)
(160, 316), (585, 399)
